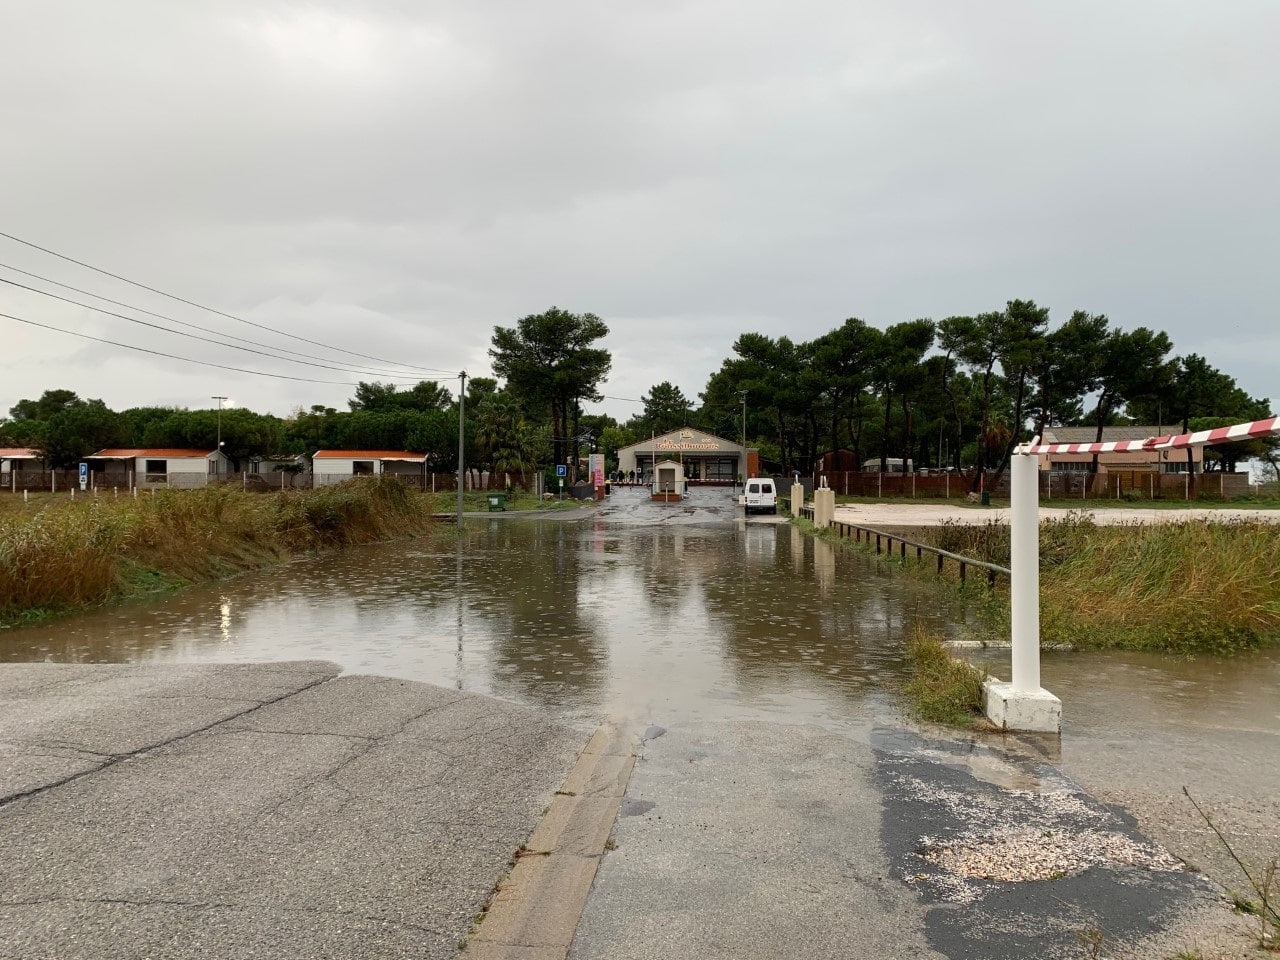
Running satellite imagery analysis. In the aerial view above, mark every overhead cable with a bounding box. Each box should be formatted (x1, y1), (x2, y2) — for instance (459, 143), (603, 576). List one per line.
(0, 229), (460, 376)
(0, 310), (460, 387)
(0, 260), (433, 380)
(0, 276), (426, 381)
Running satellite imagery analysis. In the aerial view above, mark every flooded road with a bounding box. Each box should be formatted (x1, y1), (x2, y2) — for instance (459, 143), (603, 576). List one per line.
(0, 488), (973, 732)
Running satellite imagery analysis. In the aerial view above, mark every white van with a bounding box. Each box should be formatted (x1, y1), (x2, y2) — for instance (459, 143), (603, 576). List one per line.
(743, 477), (777, 515)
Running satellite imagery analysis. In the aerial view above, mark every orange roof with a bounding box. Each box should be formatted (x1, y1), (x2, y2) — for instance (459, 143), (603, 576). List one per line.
(0, 448), (41, 458)
(313, 450), (426, 460)
(91, 449), (217, 458)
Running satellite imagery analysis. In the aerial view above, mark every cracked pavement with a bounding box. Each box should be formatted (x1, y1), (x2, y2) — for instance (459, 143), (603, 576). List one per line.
(0, 662), (587, 960)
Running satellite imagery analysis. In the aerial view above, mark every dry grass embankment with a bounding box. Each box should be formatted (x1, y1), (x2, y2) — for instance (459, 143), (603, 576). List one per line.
(0, 477), (438, 626)
(926, 515), (1280, 654)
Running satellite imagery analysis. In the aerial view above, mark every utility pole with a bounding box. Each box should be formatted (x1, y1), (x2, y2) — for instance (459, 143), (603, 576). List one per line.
(212, 396), (228, 476)
(739, 390), (748, 486)
(457, 371), (466, 524)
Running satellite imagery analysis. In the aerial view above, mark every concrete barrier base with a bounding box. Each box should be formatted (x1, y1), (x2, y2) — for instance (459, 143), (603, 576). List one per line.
(983, 678), (1062, 734)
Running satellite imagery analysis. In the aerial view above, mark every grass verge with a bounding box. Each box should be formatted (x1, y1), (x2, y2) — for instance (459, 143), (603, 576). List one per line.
(903, 628), (987, 726)
(0, 477), (439, 627)
(926, 514), (1280, 653)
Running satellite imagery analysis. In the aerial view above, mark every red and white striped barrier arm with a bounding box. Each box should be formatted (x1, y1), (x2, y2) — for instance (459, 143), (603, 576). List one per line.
(1018, 416), (1280, 455)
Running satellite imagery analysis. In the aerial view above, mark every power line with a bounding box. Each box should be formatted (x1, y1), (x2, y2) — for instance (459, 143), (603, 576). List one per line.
(0, 310), (461, 388)
(0, 229), (462, 376)
(0, 276), (426, 382)
(0, 260), (435, 380)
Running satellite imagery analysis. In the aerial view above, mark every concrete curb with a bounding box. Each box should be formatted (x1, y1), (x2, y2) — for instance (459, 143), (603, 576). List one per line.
(464, 724), (638, 959)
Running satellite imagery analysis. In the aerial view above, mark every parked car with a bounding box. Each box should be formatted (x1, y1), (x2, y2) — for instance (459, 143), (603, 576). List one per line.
(743, 477), (777, 515)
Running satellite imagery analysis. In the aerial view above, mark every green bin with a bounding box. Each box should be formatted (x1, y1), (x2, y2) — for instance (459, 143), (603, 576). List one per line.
(486, 492), (506, 512)
(980, 491), (990, 506)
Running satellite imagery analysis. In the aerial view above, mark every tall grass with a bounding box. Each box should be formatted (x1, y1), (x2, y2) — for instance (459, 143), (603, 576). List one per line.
(904, 628), (987, 725)
(0, 478), (437, 624)
(921, 515), (1280, 653)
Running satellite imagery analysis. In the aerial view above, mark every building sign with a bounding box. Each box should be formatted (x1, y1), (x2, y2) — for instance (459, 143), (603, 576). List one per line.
(654, 438), (722, 452)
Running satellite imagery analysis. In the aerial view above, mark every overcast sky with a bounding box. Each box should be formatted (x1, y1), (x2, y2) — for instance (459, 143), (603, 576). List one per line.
(2, 1), (1276, 426)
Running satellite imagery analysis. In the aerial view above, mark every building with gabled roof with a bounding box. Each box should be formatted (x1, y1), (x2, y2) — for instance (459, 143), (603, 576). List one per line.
(1038, 426), (1203, 474)
(615, 427), (757, 483)
(311, 450), (427, 486)
(88, 448), (228, 487)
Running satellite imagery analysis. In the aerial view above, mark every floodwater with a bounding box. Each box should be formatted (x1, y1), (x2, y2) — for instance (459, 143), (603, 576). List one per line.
(0, 488), (973, 731)
(2, 485), (1276, 751)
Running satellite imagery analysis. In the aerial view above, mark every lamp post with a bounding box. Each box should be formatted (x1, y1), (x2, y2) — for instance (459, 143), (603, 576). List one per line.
(457, 371), (466, 524)
(212, 396), (228, 476)
(738, 390), (748, 487)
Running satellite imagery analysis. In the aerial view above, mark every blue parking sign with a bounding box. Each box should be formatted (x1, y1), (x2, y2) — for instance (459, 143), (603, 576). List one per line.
(555, 464), (567, 477)
(79, 462), (88, 491)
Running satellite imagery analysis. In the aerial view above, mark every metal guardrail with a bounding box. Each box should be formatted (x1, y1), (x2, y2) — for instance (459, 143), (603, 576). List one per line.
(798, 506), (1010, 587)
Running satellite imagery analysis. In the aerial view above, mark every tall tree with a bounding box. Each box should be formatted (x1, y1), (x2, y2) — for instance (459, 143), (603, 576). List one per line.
(638, 382), (694, 435)
(1087, 326), (1174, 475)
(348, 380), (451, 413)
(490, 307), (611, 481)
(990, 299), (1050, 483)
(9, 389), (82, 422)
(37, 400), (127, 468)
(872, 319), (935, 471)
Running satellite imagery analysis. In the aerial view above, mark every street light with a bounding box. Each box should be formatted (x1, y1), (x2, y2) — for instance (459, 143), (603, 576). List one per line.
(738, 390), (748, 487)
(212, 396), (229, 476)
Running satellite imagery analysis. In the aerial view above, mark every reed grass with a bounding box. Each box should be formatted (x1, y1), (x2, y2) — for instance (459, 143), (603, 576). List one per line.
(903, 628), (987, 725)
(0, 478), (437, 625)
(923, 515), (1280, 653)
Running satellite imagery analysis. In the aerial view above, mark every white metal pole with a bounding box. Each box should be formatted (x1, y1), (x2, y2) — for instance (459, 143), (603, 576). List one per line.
(457, 371), (466, 523)
(1010, 451), (1041, 694)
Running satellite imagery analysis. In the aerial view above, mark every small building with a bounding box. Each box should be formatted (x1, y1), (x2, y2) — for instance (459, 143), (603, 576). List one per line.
(862, 457), (914, 474)
(0, 448), (43, 477)
(88, 448), (229, 488)
(312, 450), (427, 487)
(616, 427), (757, 483)
(651, 459), (686, 502)
(815, 449), (860, 472)
(250, 454), (308, 475)
(1038, 426), (1204, 474)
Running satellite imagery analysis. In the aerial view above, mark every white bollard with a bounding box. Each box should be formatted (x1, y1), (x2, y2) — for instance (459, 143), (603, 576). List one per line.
(1010, 452), (1040, 693)
(983, 449), (1062, 733)
(791, 482), (806, 518)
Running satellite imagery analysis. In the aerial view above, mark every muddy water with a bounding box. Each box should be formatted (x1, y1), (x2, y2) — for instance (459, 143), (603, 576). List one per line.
(3, 487), (1276, 756)
(0, 490), (972, 730)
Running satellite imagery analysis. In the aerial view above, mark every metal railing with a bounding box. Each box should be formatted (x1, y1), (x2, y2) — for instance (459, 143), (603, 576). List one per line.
(799, 506), (1010, 587)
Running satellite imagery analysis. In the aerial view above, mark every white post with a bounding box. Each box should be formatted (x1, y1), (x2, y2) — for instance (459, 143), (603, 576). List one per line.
(982, 449), (1061, 734)
(1010, 451), (1040, 694)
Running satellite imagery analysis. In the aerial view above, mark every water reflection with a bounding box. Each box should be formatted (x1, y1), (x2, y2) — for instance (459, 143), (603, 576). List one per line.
(6, 500), (1273, 745)
(0, 506), (973, 728)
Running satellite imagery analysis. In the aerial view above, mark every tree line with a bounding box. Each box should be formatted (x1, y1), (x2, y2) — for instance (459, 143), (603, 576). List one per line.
(2, 302), (1273, 484)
